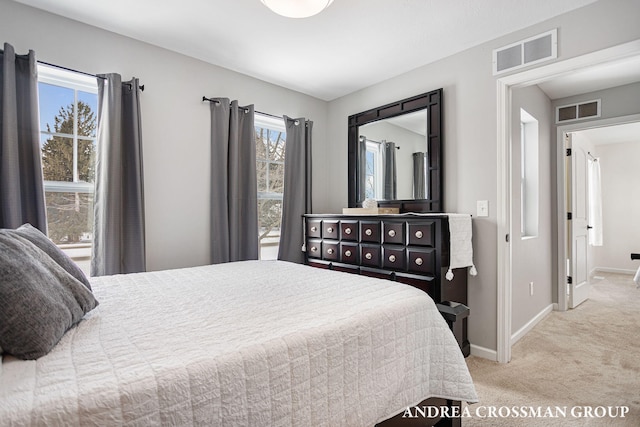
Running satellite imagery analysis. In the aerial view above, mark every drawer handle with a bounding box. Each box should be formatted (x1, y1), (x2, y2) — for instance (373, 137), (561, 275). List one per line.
(327, 248), (334, 255)
(327, 227), (334, 233)
(365, 252), (373, 260)
(344, 227), (352, 235)
(388, 229), (396, 237)
(415, 257), (423, 266)
(310, 246), (318, 252)
(415, 230), (423, 239)
(311, 226), (317, 232)
(388, 254), (396, 263)
(344, 250), (352, 257)
(365, 228), (373, 236)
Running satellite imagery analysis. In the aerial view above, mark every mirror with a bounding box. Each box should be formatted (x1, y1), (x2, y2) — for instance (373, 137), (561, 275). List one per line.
(348, 89), (443, 212)
(358, 110), (428, 200)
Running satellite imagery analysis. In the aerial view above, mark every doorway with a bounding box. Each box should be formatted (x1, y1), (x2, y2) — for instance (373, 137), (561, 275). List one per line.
(560, 119), (640, 310)
(496, 40), (640, 363)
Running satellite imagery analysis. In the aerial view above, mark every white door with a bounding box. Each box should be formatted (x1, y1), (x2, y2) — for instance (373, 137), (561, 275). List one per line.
(567, 133), (590, 308)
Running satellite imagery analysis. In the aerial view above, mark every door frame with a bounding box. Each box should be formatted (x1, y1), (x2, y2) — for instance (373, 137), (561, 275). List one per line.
(496, 39), (640, 363)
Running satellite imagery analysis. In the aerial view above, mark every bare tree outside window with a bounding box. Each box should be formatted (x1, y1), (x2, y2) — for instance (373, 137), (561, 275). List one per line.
(41, 101), (96, 244)
(38, 74), (98, 246)
(256, 122), (286, 259)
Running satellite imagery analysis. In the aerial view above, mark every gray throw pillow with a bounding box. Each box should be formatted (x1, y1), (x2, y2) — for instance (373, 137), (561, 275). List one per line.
(0, 231), (99, 360)
(8, 223), (92, 290)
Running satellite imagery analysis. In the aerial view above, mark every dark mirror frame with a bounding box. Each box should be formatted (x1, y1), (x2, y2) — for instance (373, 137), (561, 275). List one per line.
(347, 88), (443, 213)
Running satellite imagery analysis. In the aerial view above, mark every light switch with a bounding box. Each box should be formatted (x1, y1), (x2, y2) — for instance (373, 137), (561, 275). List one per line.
(477, 200), (489, 217)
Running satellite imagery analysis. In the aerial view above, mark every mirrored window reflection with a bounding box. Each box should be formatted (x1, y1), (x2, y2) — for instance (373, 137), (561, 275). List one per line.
(358, 109), (428, 201)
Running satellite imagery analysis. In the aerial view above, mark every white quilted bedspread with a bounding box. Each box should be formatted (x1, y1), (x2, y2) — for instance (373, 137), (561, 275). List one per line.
(0, 261), (477, 426)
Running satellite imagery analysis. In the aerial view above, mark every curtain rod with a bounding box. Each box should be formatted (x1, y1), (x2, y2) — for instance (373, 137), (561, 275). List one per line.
(360, 135), (401, 149)
(201, 96), (283, 121)
(38, 60), (145, 91)
(588, 151), (598, 161)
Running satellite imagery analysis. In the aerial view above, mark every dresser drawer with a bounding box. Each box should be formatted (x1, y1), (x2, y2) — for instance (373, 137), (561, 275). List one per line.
(407, 247), (436, 275)
(306, 220), (322, 238)
(383, 245), (406, 271)
(382, 221), (405, 245)
(340, 242), (359, 264)
(322, 241), (339, 261)
(322, 240), (340, 261)
(408, 221), (436, 247)
(322, 220), (339, 239)
(360, 221), (381, 243)
(307, 239), (322, 258)
(360, 244), (381, 268)
(340, 220), (358, 241)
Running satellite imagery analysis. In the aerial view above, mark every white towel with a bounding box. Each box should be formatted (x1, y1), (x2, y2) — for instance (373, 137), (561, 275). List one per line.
(445, 214), (477, 280)
(634, 265), (640, 289)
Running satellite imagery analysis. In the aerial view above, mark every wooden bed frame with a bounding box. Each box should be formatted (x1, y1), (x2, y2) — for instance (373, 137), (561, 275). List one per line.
(377, 398), (462, 427)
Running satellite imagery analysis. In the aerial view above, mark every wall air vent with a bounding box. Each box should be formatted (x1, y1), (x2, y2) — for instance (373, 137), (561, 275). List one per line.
(493, 29), (557, 75)
(556, 99), (601, 124)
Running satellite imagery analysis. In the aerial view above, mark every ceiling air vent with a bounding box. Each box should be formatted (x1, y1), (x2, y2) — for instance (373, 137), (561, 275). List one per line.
(556, 99), (601, 124)
(493, 29), (557, 75)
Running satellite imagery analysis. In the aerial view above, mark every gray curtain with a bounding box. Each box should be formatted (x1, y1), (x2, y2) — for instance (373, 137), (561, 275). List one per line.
(382, 141), (397, 200)
(0, 43), (47, 232)
(278, 116), (312, 264)
(412, 151), (428, 199)
(210, 98), (258, 264)
(91, 74), (145, 276)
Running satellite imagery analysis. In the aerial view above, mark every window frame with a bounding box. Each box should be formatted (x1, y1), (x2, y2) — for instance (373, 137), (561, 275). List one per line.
(38, 65), (98, 194)
(37, 64), (98, 251)
(520, 108), (539, 239)
(364, 140), (383, 200)
(254, 113), (286, 259)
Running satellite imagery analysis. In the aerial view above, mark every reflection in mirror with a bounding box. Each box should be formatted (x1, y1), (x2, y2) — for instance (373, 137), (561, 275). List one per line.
(348, 89), (442, 213)
(357, 109), (428, 201)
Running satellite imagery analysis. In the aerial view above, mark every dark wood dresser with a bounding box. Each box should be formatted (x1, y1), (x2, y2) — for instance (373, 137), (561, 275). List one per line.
(303, 213), (470, 356)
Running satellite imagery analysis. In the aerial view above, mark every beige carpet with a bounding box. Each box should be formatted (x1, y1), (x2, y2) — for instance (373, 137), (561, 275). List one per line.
(463, 272), (640, 426)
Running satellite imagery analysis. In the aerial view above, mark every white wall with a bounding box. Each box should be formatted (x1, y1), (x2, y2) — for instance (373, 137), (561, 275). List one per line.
(358, 120), (425, 200)
(591, 140), (640, 272)
(511, 85), (554, 334)
(0, 0), (327, 272)
(325, 0), (640, 352)
(552, 82), (640, 123)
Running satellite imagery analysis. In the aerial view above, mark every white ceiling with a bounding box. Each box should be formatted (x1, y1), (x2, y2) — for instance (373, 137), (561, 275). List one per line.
(577, 121), (640, 146)
(13, 0), (599, 101)
(537, 55), (640, 100)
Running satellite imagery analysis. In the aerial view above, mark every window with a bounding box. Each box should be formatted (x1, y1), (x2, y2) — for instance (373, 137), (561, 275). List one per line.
(37, 65), (98, 251)
(520, 109), (539, 238)
(255, 113), (286, 260)
(364, 139), (383, 200)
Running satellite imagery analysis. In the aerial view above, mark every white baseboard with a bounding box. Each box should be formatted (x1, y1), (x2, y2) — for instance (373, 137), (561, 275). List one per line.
(469, 344), (497, 361)
(510, 304), (553, 346)
(592, 267), (635, 275)
(469, 304), (556, 363)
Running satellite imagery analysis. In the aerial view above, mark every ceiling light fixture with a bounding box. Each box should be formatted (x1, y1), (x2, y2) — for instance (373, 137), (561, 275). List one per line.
(260, 0), (334, 18)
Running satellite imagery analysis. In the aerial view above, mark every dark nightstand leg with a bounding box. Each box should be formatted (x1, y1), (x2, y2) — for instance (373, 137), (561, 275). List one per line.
(436, 301), (470, 357)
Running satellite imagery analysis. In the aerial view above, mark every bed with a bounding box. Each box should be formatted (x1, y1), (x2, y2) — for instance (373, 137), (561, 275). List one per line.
(0, 231), (477, 426)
